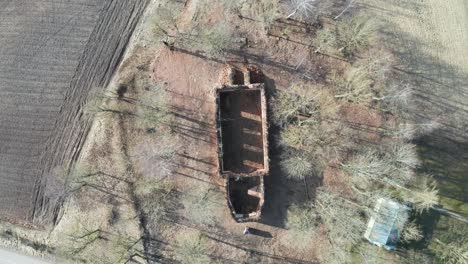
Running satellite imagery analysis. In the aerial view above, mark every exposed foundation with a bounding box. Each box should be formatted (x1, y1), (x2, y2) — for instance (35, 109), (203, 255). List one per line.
(216, 77), (269, 222)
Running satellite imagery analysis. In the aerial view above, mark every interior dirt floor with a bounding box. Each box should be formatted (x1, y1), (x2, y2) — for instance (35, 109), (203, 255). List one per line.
(228, 176), (262, 215)
(0, 0), (148, 224)
(219, 89), (265, 174)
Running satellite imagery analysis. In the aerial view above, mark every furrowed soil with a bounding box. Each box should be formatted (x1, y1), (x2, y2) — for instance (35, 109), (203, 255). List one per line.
(0, 0), (148, 224)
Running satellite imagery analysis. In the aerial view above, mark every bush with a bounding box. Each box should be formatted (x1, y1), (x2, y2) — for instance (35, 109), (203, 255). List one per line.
(285, 204), (317, 249)
(174, 231), (210, 264)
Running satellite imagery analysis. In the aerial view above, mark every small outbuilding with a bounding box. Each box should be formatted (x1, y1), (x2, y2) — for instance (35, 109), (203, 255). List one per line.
(364, 198), (410, 250)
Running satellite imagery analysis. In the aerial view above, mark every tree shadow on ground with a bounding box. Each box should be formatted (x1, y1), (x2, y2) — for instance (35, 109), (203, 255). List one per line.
(415, 134), (468, 210)
(261, 76), (322, 229)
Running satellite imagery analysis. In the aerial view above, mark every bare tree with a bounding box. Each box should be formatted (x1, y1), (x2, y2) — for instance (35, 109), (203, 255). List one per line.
(280, 151), (314, 180)
(342, 148), (416, 190)
(334, 16), (377, 58)
(181, 185), (224, 226)
(284, 204), (318, 249)
(374, 82), (414, 114)
(315, 187), (366, 245)
(404, 175), (439, 213)
(432, 239), (468, 264)
(246, 0), (280, 30)
(151, 1), (183, 43)
(313, 28), (337, 54)
(174, 231), (210, 264)
(132, 133), (182, 181)
(286, 0), (317, 20)
(271, 84), (337, 127)
(388, 143), (420, 169)
(333, 67), (374, 103)
(195, 22), (232, 58)
(136, 85), (171, 130)
(401, 220), (423, 243)
(402, 250), (434, 264)
(357, 48), (394, 84)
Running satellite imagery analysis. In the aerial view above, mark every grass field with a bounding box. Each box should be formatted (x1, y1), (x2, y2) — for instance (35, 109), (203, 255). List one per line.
(358, 0), (468, 257)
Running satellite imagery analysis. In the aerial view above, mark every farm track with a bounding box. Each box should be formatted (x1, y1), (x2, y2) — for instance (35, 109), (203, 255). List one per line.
(0, 0), (148, 224)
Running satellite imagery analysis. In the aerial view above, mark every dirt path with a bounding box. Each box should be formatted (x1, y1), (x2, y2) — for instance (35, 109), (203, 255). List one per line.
(0, 0), (148, 224)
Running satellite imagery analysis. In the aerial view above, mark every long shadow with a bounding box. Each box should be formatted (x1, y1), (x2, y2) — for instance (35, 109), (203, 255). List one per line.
(260, 76), (321, 228)
(415, 134), (468, 207)
(205, 234), (318, 264)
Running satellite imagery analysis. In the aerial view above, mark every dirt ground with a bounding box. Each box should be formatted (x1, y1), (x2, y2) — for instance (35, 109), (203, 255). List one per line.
(0, 0), (148, 224)
(149, 9), (329, 263)
(219, 89), (265, 173)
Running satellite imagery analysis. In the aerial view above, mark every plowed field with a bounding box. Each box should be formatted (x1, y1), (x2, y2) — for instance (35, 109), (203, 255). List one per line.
(0, 0), (148, 224)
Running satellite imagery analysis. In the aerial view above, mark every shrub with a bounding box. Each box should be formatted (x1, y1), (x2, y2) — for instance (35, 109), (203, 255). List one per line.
(174, 231), (210, 264)
(285, 204), (317, 249)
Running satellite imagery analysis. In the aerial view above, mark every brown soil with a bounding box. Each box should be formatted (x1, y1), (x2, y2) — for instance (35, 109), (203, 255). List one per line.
(340, 103), (383, 142)
(151, 48), (222, 186)
(219, 89), (264, 173)
(228, 176), (262, 215)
